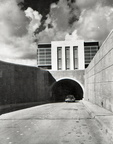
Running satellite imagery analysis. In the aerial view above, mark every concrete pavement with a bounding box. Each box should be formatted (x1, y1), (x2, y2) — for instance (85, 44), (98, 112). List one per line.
(0, 101), (113, 144)
(82, 100), (113, 141)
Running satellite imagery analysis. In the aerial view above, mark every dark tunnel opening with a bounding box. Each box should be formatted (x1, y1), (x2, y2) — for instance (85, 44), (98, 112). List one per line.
(50, 79), (84, 102)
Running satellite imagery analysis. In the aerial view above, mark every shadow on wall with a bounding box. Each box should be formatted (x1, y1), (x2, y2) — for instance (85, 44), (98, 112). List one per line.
(0, 60), (56, 114)
(49, 79), (84, 102)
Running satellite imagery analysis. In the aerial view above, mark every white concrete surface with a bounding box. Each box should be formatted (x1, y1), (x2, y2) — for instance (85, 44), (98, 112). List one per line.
(85, 30), (113, 112)
(51, 41), (85, 70)
(0, 101), (112, 144)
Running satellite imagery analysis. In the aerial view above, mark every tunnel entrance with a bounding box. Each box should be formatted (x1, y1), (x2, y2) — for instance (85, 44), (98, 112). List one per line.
(50, 79), (83, 102)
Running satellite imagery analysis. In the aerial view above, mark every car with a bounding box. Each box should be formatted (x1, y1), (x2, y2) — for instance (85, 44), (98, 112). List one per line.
(65, 95), (75, 102)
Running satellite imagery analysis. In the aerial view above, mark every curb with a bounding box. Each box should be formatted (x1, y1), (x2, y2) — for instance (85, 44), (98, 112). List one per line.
(0, 101), (50, 115)
(82, 100), (113, 141)
(95, 115), (113, 141)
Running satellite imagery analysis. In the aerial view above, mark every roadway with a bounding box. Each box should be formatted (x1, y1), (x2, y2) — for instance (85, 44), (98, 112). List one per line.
(0, 101), (112, 144)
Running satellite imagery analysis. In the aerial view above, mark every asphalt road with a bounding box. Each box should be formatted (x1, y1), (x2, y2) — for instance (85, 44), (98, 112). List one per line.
(0, 101), (112, 144)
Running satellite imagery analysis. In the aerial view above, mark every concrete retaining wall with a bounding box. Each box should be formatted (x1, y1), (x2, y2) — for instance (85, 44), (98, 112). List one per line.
(0, 61), (55, 114)
(85, 30), (113, 112)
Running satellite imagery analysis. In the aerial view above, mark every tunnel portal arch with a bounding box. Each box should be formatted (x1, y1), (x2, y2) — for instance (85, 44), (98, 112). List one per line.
(50, 78), (84, 102)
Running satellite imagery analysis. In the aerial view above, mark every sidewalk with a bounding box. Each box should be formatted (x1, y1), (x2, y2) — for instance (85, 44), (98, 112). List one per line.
(82, 100), (113, 140)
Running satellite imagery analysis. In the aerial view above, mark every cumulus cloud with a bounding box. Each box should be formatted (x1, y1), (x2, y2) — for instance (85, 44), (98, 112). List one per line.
(70, 0), (113, 44)
(76, 0), (98, 9)
(25, 7), (42, 33)
(36, 0), (80, 43)
(0, 0), (42, 66)
(65, 30), (80, 41)
(35, 0), (113, 46)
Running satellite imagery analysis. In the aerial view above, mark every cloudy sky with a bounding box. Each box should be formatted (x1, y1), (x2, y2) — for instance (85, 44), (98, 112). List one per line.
(0, 0), (113, 65)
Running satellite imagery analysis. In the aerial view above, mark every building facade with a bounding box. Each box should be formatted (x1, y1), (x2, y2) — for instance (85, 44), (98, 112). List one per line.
(84, 42), (99, 68)
(37, 43), (51, 69)
(37, 41), (99, 70)
(51, 41), (84, 70)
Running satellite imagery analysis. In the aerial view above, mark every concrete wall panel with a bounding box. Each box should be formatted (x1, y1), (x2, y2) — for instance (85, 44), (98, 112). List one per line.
(49, 70), (85, 87)
(0, 61), (55, 113)
(85, 30), (113, 112)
